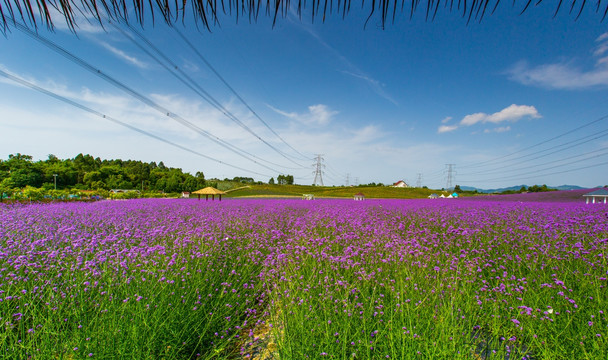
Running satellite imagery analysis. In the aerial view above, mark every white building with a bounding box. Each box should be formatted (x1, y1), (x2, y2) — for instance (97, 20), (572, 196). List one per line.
(583, 188), (608, 204)
(392, 180), (409, 188)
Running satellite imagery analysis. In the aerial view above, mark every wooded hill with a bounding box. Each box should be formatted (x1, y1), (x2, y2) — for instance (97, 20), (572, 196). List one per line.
(0, 153), (206, 193)
(1, 153), (445, 200)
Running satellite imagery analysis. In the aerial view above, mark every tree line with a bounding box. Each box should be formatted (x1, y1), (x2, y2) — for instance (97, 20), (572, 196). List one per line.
(0, 153), (206, 194)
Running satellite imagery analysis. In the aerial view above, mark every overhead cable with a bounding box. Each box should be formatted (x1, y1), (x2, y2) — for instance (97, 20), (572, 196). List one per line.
(173, 26), (312, 162)
(0, 69), (273, 177)
(12, 20), (283, 174)
(114, 21), (308, 168)
(459, 114), (608, 170)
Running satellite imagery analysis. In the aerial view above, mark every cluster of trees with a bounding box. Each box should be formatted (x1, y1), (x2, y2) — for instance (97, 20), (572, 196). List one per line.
(230, 176), (256, 184)
(524, 184), (555, 193)
(268, 174), (294, 185)
(499, 184), (556, 195)
(0, 153), (206, 193)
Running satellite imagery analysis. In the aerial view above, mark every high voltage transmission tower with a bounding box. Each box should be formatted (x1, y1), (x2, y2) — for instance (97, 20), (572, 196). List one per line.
(345, 173), (350, 186)
(313, 155), (325, 186)
(445, 164), (456, 190)
(416, 173), (422, 188)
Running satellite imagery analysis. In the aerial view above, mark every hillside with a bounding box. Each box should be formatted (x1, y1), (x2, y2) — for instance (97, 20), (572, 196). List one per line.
(224, 184), (441, 199)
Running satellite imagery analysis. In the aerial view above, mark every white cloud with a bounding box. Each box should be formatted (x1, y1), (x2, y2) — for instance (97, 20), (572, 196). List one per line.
(460, 104), (540, 126)
(460, 113), (488, 127)
(507, 32), (608, 89)
(593, 43), (608, 57)
(0, 67), (500, 187)
(340, 70), (398, 105)
(508, 61), (608, 89)
(0, 64), (131, 110)
(597, 32), (608, 42)
(47, 7), (106, 33)
(484, 126), (511, 133)
(100, 42), (148, 69)
(267, 104), (338, 126)
(290, 15), (397, 106)
(350, 124), (384, 143)
(438, 105), (538, 134)
(437, 125), (458, 133)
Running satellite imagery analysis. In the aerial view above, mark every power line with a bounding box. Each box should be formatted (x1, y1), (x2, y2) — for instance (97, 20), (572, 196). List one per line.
(461, 146), (608, 179)
(173, 26), (312, 162)
(113, 21), (308, 168)
(459, 114), (608, 170)
(12, 20), (284, 174)
(444, 164), (455, 190)
(0, 69), (273, 177)
(459, 159), (608, 184)
(459, 148), (608, 183)
(312, 154), (325, 186)
(459, 126), (608, 177)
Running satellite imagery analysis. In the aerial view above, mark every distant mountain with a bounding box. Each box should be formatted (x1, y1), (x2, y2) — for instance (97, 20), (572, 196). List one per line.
(460, 184), (586, 193)
(553, 185), (586, 191)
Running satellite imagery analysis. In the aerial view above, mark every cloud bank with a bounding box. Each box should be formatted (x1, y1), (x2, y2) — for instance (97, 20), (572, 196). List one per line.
(507, 32), (608, 89)
(438, 104), (540, 133)
(267, 104), (338, 126)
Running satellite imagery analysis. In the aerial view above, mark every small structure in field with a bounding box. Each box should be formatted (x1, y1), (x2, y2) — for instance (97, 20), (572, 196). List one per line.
(181, 191), (190, 198)
(392, 180), (409, 188)
(354, 192), (365, 201)
(428, 193), (439, 199)
(451, 192), (459, 198)
(302, 194), (315, 200)
(583, 188), (608, 204)
(193, 187), (226, 201)
(110, 189), (139, 194)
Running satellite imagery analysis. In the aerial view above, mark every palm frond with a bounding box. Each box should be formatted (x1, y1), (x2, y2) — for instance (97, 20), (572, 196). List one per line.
(1, 0), (606, 34)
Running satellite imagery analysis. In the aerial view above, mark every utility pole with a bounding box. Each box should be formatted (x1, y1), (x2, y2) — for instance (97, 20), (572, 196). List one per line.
(444, 164), (455, 191)
(312, 154), (325, 186)
(53, 174), (58, 190)
(416, 173), (422, 188)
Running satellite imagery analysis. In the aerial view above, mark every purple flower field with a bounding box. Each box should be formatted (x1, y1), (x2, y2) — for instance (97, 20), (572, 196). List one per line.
(0, 198), (606, 359)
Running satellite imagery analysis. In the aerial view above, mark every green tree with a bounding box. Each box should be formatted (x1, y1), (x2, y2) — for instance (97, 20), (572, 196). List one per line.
(23, 186), (44, 201)
(164, 173), (183, 193)
(277, 174), (294, 185)
(195, 171), (205, 188)
(83, 171), (102, 188)
(269, 177), (275, 185)
(183, 176), (198, 192)
(5, 153), (43, 187)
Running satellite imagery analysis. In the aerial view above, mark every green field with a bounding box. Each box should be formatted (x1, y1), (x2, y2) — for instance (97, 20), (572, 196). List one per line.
(223, 184), (441, 199)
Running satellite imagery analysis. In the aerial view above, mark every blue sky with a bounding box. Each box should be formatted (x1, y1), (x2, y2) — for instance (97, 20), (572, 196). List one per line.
(1, 3), (607, 189)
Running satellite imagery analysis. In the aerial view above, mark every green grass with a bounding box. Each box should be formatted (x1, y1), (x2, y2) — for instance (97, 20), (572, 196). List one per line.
(224, 184), (441, 199)
(0, 236), (266, 359)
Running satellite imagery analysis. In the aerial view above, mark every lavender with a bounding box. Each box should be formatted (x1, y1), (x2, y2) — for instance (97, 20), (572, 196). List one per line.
(0, 198), (606, 358)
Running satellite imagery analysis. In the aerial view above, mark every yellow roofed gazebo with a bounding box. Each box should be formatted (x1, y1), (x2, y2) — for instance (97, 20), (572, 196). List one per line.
(192, 187), (227, 201)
